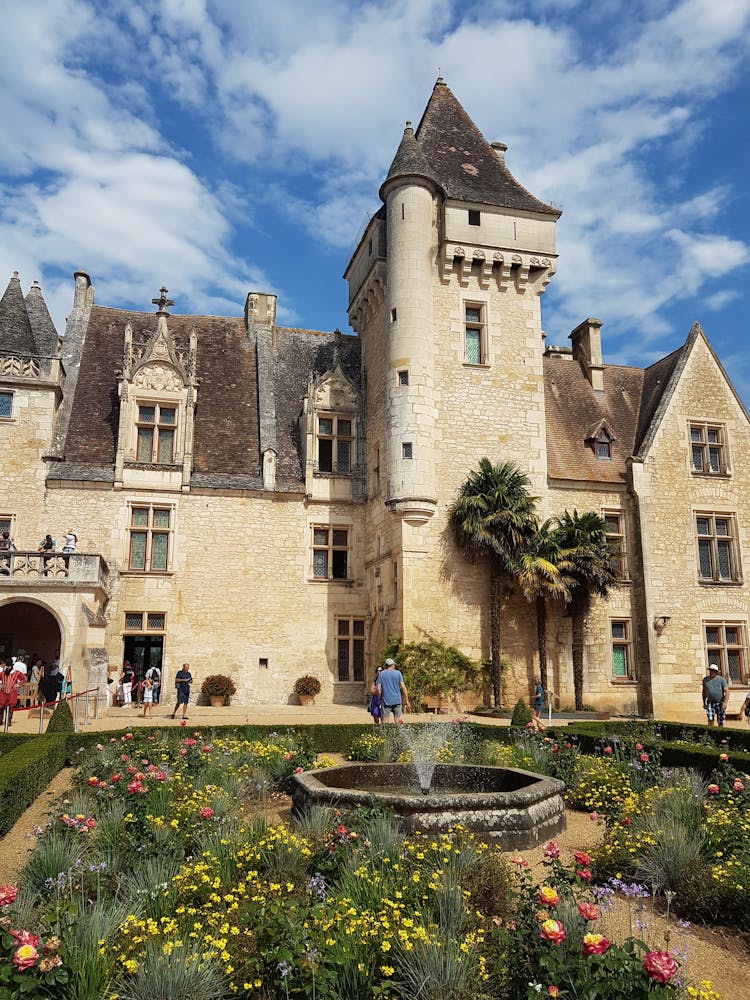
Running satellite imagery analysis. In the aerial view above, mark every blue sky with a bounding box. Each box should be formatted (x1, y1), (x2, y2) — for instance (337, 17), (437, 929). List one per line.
(2, 0), (749, 403)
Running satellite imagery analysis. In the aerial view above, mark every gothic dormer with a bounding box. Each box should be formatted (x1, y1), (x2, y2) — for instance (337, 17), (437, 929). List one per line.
(114, 288), (198, 491)
(300, 339), (362, 501)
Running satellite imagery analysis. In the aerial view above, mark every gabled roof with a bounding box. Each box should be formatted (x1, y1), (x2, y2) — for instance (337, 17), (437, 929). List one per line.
(0, 272), (37, 356)
(382, 78), (560, 216)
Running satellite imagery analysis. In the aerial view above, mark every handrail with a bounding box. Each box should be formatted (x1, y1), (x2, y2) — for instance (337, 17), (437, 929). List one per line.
(2, 686), (102, 734)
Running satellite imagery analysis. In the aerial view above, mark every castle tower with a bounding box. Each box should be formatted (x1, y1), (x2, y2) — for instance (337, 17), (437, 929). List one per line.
(345, 78), (560, 657)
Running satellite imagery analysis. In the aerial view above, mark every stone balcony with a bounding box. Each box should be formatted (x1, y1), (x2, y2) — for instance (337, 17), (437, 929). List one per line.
(0, 551), (109, 594)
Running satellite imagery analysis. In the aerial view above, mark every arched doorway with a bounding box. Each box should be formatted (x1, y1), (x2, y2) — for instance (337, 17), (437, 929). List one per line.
(0, 601), (62, 664)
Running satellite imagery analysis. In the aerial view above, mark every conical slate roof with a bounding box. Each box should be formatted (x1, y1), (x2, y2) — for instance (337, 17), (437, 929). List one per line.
(383, 78), (560, 216)
(0, 272), (37, 356)
(25, 281), (59, 356)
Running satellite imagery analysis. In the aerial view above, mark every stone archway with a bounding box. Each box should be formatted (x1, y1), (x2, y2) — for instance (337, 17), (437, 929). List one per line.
(0, 600), (62, 664)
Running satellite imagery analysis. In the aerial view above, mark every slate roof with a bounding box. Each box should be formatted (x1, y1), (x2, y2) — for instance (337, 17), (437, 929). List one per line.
(55, 304), (361, 490)
(24, 283), (59, 357)
(382, 78), (560, 216)
(0, 273), (38, 357)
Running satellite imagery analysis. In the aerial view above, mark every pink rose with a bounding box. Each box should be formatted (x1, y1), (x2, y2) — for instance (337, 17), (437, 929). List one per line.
(294, 766), (304, 773)
(179, 748), (187, 756)
(604, 746), (613, 755)
(202, 746), (212, 753)
(576, 868), (592, 882)
(85, 818), (97, 829)
(126, 780), (143, 794)
(582, 933), (610, 955)
(11, 930), (40, 948)
(199, 807), (214, 819)
(640, 753), (649, 763)
(180, 719), (187, 727)
(577, 902), (600, 921)
(733, 779), (745, 792)
(589, 811), (599, 821)
(540, 919), (566, 945)
(0, 885), (18, 907)
(13, 943), (38, 971)
(643, 950), (677, 984)
(708, 784), (720, 796)
(635, 743), (643, 751)
(512, 856), (529, 868)
(110, 773), (122, 783)
(542, 841), (560, 859)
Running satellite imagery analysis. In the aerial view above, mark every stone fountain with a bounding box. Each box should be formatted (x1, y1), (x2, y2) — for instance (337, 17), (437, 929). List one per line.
(291, 725), (565, 850)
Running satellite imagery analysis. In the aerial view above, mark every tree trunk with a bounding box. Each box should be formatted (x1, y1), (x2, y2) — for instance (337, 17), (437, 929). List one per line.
(490, 555), (501, 707)
(571, 599), (585, 711)
(536, 594), (548, 692)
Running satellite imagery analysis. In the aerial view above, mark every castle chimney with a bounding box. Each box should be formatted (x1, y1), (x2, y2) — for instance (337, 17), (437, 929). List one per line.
(569, 317), (604, 391)
(73, 271), (92, 310)
(491, 141), (507, 164)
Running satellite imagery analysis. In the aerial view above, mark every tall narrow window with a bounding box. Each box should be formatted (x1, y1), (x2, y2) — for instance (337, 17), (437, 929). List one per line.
(312, 526), (349, 580)
(690, 422), (727, 475)
(594, 429), (612, 459)
(317, 416), (353, 474)
(336, 618), (366, 681)
(136, 404), (176, 464)
(468, 209), (481, 226)
(705, 622), (748, 682)
(373, 444), (380, 496)
(128, 505), (172, 572)
(611, 619), (632, 679)
(0, 392), (13, 419)
(696, 513), (740, 582)
(464, 304), (485, 364)
(603, 511), (627, 579)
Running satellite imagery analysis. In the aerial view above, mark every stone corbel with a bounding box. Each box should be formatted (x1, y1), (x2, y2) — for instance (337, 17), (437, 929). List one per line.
(513, 254), (530, 293)
(496, 260), (513, 292)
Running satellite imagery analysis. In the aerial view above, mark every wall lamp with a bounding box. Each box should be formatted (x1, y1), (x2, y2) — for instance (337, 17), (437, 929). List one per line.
(654, 615), (671, 632)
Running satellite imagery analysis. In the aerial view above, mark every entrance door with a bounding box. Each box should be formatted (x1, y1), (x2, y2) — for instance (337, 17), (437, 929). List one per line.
(123, 635), (163, 699)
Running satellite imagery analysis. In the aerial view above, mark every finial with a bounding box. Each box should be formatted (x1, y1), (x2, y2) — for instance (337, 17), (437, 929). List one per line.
(12, 271), (18, 278)
(152, 286), (174, 316)
(404, 120), (412, 132)
(32, 280), (40, 287)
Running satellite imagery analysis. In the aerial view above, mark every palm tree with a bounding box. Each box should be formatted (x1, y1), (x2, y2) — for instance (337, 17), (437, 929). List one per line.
(514, 519), (574, 693)
(449, 458), (538, 707)
(554, 510), (619, 710)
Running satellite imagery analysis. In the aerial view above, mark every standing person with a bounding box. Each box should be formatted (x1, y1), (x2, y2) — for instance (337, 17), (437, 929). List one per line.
(170, 663), (193, 720)
(531, 678), (546, 731)
(0, 530), (15, 575)
(37, 534), (56, 575)
(378, 657), (411, 723)
(702, 663), (729, 728)
(61, 530), (78, 554)
(368, 667), (383, 724)
(141, 677), (154, 719)
(145, 662), (161, 705)
(37, 666), (59, 709)
(120, 660), (135, 707)
(0, 658), (26, 727)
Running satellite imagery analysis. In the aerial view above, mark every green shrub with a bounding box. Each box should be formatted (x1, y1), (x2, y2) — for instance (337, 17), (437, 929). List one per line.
(0, 735), (68, 836)
(47, 699), (75, 734)
(510, 699), (532, 728)
(380, 635), (483, 709)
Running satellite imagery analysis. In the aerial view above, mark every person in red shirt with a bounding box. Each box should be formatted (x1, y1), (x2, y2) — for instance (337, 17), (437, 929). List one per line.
(0, 658), (26, 727)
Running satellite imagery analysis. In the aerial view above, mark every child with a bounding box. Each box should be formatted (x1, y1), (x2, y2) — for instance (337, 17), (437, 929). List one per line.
(142, 677), (154, 719)
(368, 669), (382, 725)
(742, 693), (750, 724)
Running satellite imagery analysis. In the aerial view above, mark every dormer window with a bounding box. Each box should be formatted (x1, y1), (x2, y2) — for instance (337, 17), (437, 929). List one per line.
(317, 416), (353, 473)
(585, 420), (615, 461)
(136, 404), (177, 464)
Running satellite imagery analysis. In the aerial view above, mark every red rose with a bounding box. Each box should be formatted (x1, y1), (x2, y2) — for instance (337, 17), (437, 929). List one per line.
(0, 885), (18, 907)
(573, 850), (591, 866)
(708, 784), (720, 796)
(640, 753), (649, 763)
(537, 886), (560, 907)
(542, 841), (560, 859)
(643, 950), (677, 984)
(582, 932), (610, 955)
(604, 746), (613, 755)
(180, 719), (187, 727)
(13, 943), (38, 971)
(547, 989), (559, 998)
(733, 779), (744, 792)
(621, 817), (633, 827)
(199, 806), (214, 819)
(10, 929), (40, 948)
(540, 919), (566, 945)
(87, 777), (99, 786)
(576, 868), (592, 882)
(577, 902), (600, 921)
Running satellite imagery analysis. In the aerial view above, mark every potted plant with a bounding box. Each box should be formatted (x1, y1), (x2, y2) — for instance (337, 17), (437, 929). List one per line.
(201, 674), (237, 707)
(294, 674), (321, 706)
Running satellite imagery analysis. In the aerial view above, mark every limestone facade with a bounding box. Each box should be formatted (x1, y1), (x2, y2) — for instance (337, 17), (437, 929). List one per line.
(0, 79), (748, 721)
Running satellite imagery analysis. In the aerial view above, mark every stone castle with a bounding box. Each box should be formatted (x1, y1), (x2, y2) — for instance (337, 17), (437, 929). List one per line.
(1, 78), (748, 721)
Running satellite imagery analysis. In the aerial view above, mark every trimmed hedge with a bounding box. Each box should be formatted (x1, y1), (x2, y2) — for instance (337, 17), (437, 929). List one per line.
(0, 735), (68, 837)
(0, 733), (38, 757)
(567, 719), (750, 751)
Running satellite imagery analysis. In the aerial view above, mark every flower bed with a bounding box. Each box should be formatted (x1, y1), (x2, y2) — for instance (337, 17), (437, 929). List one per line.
(0, 724), (732, 998)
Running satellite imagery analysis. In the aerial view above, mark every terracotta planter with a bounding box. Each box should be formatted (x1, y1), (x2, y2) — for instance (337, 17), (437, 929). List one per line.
(298, 693), (316, 706)
(209, 695), (225, 707)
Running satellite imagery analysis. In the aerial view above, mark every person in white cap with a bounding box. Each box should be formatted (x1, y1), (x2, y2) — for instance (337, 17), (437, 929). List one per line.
(378, 657), (411, 722)
(702, 662), (729, 727)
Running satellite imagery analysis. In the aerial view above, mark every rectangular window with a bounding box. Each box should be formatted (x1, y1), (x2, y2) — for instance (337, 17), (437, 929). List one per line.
(0, 391), (13, 419)
(136, 403), (177, 464)
(336, 617), (366, 681)
(317, 415), (353, 474)
(690, 422), (727, 475)
(464, 303), (485, 364)
(611, 619), (632, 679)
(695, 512), (740, 582)
(603, 510), (627, 579)
(312, 526), (349, 580)
(398, 370), (409, 386)
(125, 612), (166, 632)
(128, 505), (173, 572)
(705, 622), (748, 683)
(373, 444), (380, 496)
(402, 442), (413, 460)
(468, 209), (481, 226)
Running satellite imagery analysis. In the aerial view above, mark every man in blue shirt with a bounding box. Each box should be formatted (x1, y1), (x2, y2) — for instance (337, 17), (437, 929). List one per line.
(378, 658), (411, 722)
(170, 663), (193, 720)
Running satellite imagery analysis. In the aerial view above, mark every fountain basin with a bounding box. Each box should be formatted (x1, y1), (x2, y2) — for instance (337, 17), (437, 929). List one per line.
(291, 763), (565, 850)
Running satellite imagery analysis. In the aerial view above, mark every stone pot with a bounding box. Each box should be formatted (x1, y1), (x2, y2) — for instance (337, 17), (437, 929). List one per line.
(209, 695), (225, 707)
(298, 693), (316, 706)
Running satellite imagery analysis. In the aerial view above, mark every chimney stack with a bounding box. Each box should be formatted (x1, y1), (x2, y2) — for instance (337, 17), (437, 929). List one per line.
(569, 317), (604, 391)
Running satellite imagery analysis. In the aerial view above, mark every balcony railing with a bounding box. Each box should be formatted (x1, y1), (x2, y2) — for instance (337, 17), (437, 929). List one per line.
(0, 551), (109, 590)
